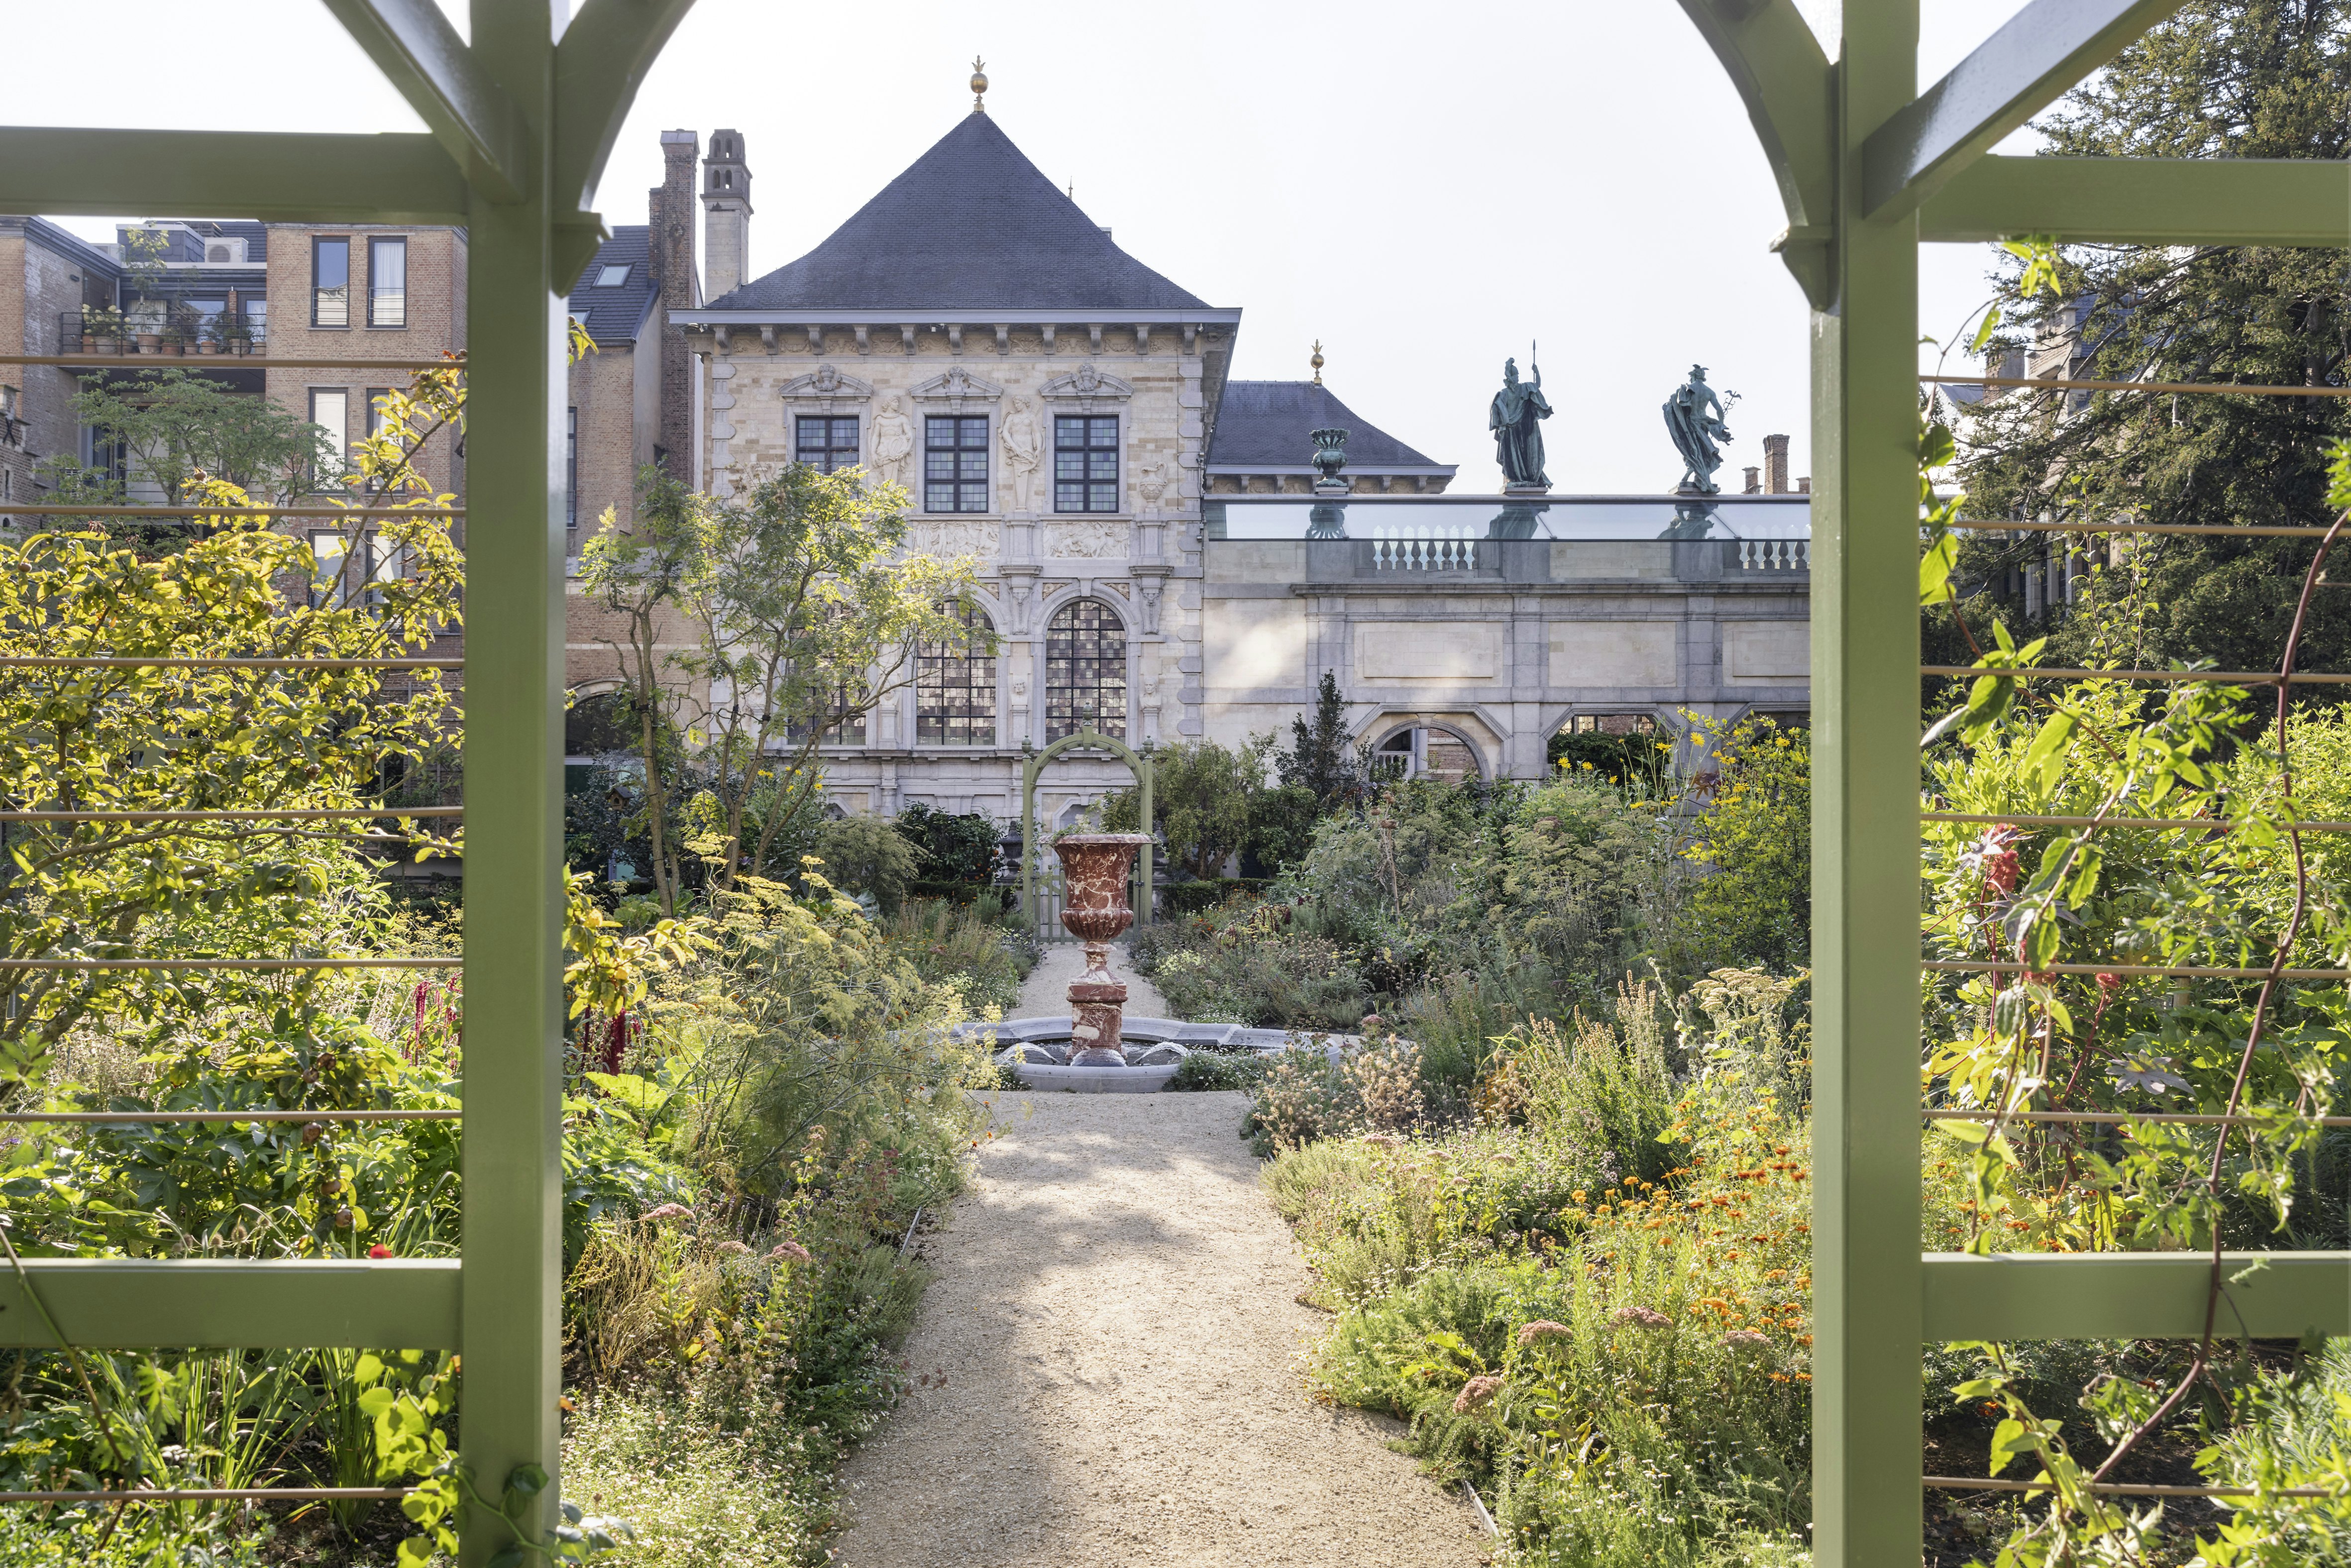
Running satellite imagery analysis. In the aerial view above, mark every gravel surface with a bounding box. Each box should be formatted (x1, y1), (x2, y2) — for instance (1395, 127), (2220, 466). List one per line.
(1013, 939), (1169, 1020)
(830, 1092), (1489, 1567)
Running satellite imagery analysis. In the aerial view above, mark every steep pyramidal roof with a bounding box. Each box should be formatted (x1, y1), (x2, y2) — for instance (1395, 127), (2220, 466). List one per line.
(704, 114), (1209, 312)
(1208, 382), (1450, 471)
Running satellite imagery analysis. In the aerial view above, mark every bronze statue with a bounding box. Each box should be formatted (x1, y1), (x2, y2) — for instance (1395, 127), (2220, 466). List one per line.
(1663, 364), (1734, 495)
(1489, 356), (1552, 490)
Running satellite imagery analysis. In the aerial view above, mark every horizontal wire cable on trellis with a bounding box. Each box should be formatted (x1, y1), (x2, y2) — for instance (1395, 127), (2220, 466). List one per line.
(0, 354), (462, 372)
(0, 1109), (461, 1125)
(1921, 1108), (2351, 1128)
(1, 958), (463, 971)
(1943, 518), (2340, 539)
(0, 505), (463, 518)
(1922, 811), (2351, 832)
(1922, 666), (2351, 685)
(1924, 960), (2351, 980)
(1922, 373), (2351, 400)
(0, 1487), (414, 1503)
(1924, 1475), (2345, 1500)
(0, 657), (463, 670)
(0, 808), (463, 821)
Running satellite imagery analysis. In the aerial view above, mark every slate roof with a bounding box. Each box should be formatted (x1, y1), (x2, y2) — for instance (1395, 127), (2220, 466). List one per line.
(1206, 381), (1451, 471)
(566, 225), (658, 345)
(702, 115), (1210, 312)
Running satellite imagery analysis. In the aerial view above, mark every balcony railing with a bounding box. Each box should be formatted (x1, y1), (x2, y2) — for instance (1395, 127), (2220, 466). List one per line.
(61, 313), (267, 358)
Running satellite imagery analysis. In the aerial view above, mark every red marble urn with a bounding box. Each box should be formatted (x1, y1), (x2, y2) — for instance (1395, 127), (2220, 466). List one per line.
(1051, 833), (1153, 1066)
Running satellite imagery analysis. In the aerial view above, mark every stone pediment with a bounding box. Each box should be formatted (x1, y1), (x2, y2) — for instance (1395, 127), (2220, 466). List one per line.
(1038, 362), (1135, 410)
(776, 364), (873, 412)
(907, 366), (1005, 409)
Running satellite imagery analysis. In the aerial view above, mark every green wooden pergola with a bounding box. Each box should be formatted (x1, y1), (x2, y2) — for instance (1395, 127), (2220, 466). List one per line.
(1678, 1), (2351, 1562)
(0, 4), (692, 1561)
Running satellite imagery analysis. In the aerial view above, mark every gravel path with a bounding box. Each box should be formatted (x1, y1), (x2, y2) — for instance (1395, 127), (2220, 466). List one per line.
(830, 1091), (1489, 1567)
(1012, 939), (1169, 1020)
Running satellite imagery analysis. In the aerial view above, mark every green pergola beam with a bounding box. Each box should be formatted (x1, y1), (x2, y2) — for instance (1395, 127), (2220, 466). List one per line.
(1861, 0), (2185, 218)
(0, 1259), (461, 1350)
(1673, 0), (1835, 232)
(0, 128), (469, 225)
(322, 0), (531, 205)
(1921, 154), (2351, 245)
(553, 0), (701, 213)
(1924, 1253), (2351, 1341)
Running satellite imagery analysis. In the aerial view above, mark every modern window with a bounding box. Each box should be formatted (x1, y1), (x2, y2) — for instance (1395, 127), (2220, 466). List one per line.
(307, 388), (349, 487)
(1044, 598), (1125, 741)
(795, 416), (860, 475)
(312, 237), (350, 327)
(923, 415), (989, 513)
(368, 236), (407, 328)
(566, 407), (578, 532)
(366, 388), (392, 441)
(593, 263), (631, 287)
(308, 529), (401, 609)
(916, 603), (996, 746)
(1054, 415), (1120, 512)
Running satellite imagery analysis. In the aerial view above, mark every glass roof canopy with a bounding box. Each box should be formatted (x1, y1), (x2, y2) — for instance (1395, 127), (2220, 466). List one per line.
(1202, 493), (1813, 541)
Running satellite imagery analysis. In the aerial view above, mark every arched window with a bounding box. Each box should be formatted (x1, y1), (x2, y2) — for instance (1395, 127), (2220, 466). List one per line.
(1373, 725), (1482, 784)
(1044, 598), (1125, 741)
(916, 602), (996, 746)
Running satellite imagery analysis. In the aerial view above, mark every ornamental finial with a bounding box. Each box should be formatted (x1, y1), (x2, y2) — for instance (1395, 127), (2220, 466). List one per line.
(1310, 339), (1325, 386)
(970, 56), (988, 113)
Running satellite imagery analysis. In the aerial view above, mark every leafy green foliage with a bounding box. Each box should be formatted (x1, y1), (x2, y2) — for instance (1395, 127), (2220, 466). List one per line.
(1670, 716), (1811, 974)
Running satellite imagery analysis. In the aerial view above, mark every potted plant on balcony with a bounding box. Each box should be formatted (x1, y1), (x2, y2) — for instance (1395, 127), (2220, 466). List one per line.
(170, 301), (205, 356)
(221, 315), (255, 356)
(81, 306), (124, 357)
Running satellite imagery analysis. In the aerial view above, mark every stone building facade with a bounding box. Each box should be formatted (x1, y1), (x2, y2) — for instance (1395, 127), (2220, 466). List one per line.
(0, 216), (119, 508)
(666, 106), (1814, 825)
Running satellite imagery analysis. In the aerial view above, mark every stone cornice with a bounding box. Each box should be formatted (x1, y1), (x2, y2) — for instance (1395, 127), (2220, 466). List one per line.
(672, 306), (1243, 327)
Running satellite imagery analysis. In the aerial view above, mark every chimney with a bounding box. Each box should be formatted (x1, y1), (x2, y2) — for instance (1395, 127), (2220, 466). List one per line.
(652, 130), (699, 478)
(701, 129), (751, 303)
(1762, 433), (1790, 495)
(1741, 466), (1760, 495)
(1795, 477), (1812, 494)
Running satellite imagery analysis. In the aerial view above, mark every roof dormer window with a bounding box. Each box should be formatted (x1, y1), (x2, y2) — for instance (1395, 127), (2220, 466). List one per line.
(593, 264), (631, 287)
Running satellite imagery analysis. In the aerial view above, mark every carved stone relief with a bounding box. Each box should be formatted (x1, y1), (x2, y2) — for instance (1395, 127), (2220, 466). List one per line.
(869, 391), (915, 490)
(1038, 363), (1134, 415)
(909, 366), (1005, 411)
(1043, 519), (1129, 558)
(776, 363), (874, 418)
(905, 519), (999, 558)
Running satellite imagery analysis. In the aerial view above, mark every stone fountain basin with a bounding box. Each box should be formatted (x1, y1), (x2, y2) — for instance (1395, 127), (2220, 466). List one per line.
(951, 1016), (1365, 1093)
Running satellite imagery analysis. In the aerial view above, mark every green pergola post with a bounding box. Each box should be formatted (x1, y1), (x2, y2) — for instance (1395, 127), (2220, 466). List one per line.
(456, 4), (567, 1558)
(1680, 1), (2351, 1562)
(0, 5), (693, 1563)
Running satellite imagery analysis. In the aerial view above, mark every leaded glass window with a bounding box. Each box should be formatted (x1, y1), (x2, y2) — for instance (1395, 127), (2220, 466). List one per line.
(1054, 415), (1119, 512)
(916, 603), (996, 746)
(924, 415), (989, 513)
(1045, 599), (1125, 741)
(795, 416), (860, 475)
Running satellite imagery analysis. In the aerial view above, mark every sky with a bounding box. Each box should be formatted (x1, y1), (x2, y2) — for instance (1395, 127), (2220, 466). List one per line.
(15, 0), (2042, 493)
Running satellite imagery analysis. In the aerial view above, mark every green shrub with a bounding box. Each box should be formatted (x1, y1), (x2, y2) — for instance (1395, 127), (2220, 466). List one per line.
(807, 814), (921, 914)
(1167, 1049), (1271, 1092)
(1160, 877), (1275, 917)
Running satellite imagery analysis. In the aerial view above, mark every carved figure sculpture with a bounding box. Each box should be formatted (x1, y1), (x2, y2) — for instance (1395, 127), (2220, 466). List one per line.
(1489, 357), (1552, 489)
(871, 391), (915, 490)
(1663, 364), (1735, 495)
(999, 394), (1042, 513)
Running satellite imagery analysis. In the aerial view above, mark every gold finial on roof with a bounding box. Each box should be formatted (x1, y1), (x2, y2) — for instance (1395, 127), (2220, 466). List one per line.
(1310, 339), (1325, 386)
(970, 56), (989, 113)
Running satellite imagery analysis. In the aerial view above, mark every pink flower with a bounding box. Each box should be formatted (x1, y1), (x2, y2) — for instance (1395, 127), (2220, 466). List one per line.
(1452, 1374), (1503, 1414)
(1516, 1320), (1572, 1347)
(1608, 1305), (1673, 1330)
(717, 1240), (752, 1255)
(641, 1203), (692, 1222)
(766, 1241), (812, 1264)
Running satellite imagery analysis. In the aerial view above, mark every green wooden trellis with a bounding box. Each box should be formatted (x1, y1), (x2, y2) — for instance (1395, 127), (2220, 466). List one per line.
(1019, 732), (1154, 935)
(1676, 1), (2351, 1563)
(0, 4), (694, 1562)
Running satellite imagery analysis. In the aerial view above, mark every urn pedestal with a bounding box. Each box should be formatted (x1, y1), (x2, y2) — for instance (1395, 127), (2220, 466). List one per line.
(1050, 833), (1153, 1066)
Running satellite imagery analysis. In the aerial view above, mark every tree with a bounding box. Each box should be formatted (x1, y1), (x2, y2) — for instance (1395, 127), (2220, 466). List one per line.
(1950, 0), (2351, 685)
(580, 462), (985, 915)
(1280, 671), (1367, 807)
(0, 371), (464, 1091)
(1670, 714), (1810, 973)
(1149, 737), (1273, 880)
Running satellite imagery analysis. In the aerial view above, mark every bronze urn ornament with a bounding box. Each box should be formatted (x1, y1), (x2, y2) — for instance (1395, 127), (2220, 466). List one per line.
(1050, 833), (1154, 1066)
